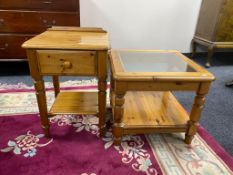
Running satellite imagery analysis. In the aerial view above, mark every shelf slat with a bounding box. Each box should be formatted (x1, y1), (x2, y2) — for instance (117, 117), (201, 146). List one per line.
(49, 91), (98, 115)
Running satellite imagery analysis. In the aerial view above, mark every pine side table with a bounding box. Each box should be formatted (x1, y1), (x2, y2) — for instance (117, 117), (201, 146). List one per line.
(22, 27), (109, 137)
(109, 50), (215, 145)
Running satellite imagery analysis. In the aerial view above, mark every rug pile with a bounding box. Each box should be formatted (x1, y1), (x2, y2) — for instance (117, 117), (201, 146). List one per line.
(0, 81), (232, 175)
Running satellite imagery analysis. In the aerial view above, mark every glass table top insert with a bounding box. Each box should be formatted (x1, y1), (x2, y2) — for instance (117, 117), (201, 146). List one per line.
(119, 51), (196, 72)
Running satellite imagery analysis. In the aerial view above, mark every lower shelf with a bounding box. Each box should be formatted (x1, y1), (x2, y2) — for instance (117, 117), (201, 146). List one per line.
(118, 91), (189, 131)
(49, 91), (98, 115)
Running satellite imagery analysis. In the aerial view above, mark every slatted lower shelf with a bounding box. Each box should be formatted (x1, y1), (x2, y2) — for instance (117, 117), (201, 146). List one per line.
(49, 91), (98, 115)
(120, 91), (189, 131)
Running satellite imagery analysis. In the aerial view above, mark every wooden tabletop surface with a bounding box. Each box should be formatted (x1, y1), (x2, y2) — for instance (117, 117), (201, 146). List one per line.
(22, 28), (110, 50)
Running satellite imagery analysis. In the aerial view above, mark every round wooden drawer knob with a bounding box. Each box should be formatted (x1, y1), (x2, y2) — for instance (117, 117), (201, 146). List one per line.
(62, 61), (72, 69)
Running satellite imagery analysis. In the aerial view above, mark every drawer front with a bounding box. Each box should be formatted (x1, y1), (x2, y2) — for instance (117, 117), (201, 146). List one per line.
(37, 50), (97, 75)
(0, 34), (34, 59)
(0, 0), (79, 11)
(0, 10), (80, 33)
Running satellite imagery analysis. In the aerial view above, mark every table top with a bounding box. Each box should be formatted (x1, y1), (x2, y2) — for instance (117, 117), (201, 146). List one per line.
(22, 27), (110, 50)
(110, 50), (215, 82)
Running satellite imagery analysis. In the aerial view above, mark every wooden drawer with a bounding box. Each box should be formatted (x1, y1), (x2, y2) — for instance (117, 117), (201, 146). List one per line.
(0, 10), (80, 33)
(0, 0), (79, 11)
(37, 50), (97, 75)
(0, 34), (34, 59)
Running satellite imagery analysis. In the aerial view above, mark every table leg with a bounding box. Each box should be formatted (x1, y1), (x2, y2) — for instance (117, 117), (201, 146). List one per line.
(52, 76), (60, 97)
(34, 79), (50, 137)
(191, 39), (197, 58)
(206, 44), (215, 67)
(98, 80), (107, 137)
(26, 50), (50, 137)
(185, 83), (210, 144)
(98, 51), (108, 137)
(113, 93), (125, 146)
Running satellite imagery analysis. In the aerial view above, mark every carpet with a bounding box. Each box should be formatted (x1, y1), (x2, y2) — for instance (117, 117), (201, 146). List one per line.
(0, 81), (232, 175)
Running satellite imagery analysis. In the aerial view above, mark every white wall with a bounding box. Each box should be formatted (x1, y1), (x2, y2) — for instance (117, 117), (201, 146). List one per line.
(80, 0), (202, 53)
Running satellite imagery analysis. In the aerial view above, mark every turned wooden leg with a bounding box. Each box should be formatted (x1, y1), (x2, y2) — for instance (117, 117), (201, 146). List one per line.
(113, 93), (125, 146)
(185, 83), (210, 144)
(34, 79), (50, 137)
(98, 80), (107, 137)
(52, 76), (60, 97)
(206, 45), (215, 67)
(26, 50), (50, 137)
(191, 39), (197, 58)
(97, 50), (108, 137)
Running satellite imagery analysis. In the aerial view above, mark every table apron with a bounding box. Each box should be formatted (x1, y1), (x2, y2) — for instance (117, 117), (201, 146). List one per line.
(120, 81), (200, 91)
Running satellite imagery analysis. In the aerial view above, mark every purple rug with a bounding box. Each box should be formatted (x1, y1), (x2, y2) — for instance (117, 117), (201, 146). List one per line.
(0, 82), (232, 175)
(0, 114), (162, 175)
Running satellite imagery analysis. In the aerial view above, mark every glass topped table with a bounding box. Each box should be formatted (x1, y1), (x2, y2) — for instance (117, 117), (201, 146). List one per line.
(109, 50), (215, 145)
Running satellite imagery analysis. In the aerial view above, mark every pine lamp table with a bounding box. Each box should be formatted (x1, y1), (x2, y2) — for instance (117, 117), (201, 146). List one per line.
(22, 27), (109, 137)
(109, 50), (215, 145)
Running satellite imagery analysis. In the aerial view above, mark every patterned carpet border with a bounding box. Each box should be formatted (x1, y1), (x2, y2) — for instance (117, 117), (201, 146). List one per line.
(197, 126), (233, 171)
(0, 79), (100, 93)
